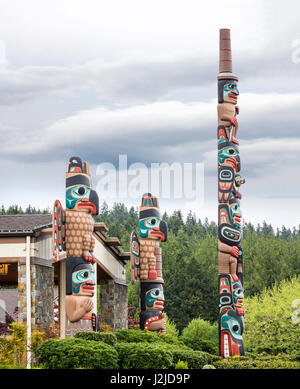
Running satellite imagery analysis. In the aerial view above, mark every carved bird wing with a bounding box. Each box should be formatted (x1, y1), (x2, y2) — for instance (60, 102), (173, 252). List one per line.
(130, 231), (140, 284)
(52, 199), (66, 262)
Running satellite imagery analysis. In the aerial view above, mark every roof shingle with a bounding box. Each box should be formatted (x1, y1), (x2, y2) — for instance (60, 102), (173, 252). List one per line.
(0, 214), (52, 234)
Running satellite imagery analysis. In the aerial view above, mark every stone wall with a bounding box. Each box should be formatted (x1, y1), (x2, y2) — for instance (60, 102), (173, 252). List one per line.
(18, 263), (54, 329)
(100, 279), (128, 330)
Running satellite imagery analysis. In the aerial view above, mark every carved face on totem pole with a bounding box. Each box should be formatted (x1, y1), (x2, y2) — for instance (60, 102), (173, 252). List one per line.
(141, 283), (165, 311)
(218, 273), (244, 357)
(66, 156), (99, 215)
(139, 194), (168, 242)
(66, 257), (95, 297)
(220, 309), (245, 357)
(218, 141), (241, 173)
(218, 79), (239, 105)
(218, 203), (242, 246)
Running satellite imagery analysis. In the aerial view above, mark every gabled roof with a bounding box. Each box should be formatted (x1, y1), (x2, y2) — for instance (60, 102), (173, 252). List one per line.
(0, 214), (52, 235)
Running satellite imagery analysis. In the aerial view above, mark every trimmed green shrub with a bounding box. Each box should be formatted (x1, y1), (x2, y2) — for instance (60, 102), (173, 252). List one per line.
(114, 329), (182, 345)
(114, 341), (220, 369)
(35, 338), (118, 369)
(180, 318), (218, 354)
(243, 276), (300, 355)
(115, 342), (173, 369)
(157, 343), (220, 369)
(75, 331), (117, 346)
(214, 355), (300, 369)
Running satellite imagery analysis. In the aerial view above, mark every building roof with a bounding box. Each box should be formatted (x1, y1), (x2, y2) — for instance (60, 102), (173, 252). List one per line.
(0, 214), (52, 235)
(0, 214), (130, 263)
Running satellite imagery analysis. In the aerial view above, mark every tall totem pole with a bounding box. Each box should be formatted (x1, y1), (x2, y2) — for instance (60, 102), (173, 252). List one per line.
(130, 193), (168, 333)
(217, 29), (245, 358)
(53, 156), (99, 336)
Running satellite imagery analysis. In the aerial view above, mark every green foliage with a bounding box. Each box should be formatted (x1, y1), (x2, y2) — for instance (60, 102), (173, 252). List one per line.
(202, 364), (216, 369)
(74, 331), (117, 346)
(35, 338), (118, 369)
(214, 355), (300, 369)
(115, 342), (173, 369)
(0, 322), (27, 366)
(174, 359), (189, 369)
(30, 331), (45, 360)
(114, 329), (182, 345)
(181, 318), (218, 354)
(115, 340), (219, 369)
(0, 364), (26, 369)
(160, 344), (220, 369)
(165, 314), (180, 338)
(243, 276), (300, 355)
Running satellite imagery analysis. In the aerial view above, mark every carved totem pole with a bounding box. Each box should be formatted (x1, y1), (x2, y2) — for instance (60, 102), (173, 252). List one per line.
(52, 156), (99, 336)
(130, 193), (168, 332)
(217, 29), (245, 357)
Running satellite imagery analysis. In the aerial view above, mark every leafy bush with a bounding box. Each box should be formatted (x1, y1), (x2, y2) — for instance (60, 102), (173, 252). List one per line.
(30, 331), (45, 361)
(114, 329), (182, 345)
(75, 331), (117, 346)
(243, 276), (300, 355)
(165, 314), (180, 338)
(157, 343), (220, 369)
(175, 360), (188, 369)
(35, 338), (118, 369)
(180, 318), (218, 354)
(114, 340), (219, 369)
(214, 355), (300, 369)
(115, 342), (173, 369)
(0, 322), (27, 366)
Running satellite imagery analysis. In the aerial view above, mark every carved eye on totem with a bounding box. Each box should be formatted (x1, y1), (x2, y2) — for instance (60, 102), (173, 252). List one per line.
(70, 185), (91, 199)
(232, 324), (239, 332)
(145, 217), (161, 228)
(72, 269), (95, 284)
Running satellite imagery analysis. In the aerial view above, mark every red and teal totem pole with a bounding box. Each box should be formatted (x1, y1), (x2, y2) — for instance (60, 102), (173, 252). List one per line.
(217, 29), (245, 357)
(130, 193), (168, 332)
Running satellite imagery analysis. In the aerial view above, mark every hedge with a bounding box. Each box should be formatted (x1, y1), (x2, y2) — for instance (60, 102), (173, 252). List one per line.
(157, 343), (221, 369)
(114, 341), (220, 369)
(74, 331), (117, 346)
(115, 342), (173, 369)
(35, 338), (118, 369)
(214, 355), (300, 369)
(114, 329), (182, 345)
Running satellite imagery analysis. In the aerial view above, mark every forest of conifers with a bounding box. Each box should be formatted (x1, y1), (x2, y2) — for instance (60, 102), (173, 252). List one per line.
(2, 202), (300, 333)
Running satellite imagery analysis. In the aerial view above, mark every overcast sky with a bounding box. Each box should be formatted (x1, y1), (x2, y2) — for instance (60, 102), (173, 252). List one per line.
(1, 0), (300, 228)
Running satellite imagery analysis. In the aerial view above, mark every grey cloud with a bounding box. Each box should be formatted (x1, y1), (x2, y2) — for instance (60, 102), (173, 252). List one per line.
(2, 93), (300, 166)
(1, 45), (300, 107)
